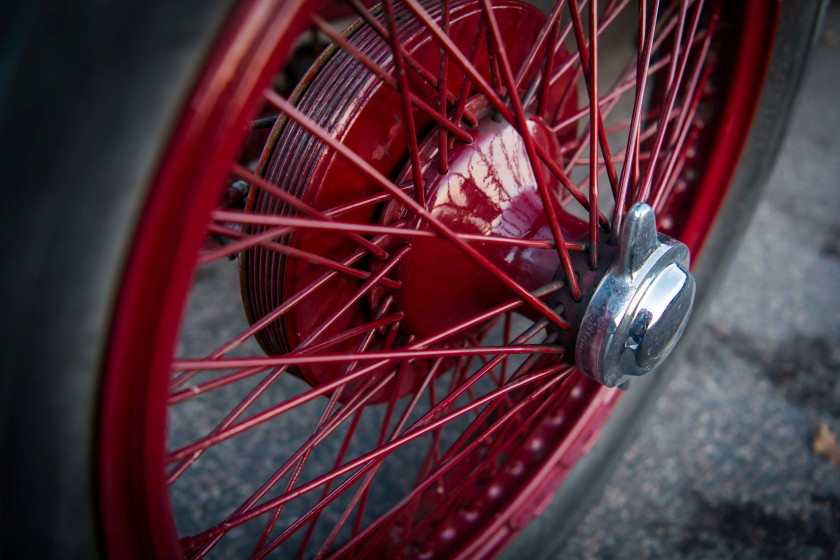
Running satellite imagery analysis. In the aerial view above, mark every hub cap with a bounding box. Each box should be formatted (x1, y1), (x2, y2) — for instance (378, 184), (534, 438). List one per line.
(575, 203), (696, 387)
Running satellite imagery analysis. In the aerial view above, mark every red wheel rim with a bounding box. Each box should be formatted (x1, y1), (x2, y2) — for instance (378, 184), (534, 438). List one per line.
(98, 1), (779, 558)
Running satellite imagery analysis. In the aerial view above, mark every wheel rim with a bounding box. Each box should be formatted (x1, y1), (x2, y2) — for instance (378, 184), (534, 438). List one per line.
(98, 1), (779, 558)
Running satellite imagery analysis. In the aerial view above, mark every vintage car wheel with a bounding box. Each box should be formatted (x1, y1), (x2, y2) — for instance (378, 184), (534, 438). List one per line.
(0, 0), (826, 558)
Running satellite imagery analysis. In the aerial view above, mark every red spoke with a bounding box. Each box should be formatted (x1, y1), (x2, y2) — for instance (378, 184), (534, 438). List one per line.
(257, 368), (423, 560)
(212, 210), (587, 251)
(665, 0), (690, 93)
(514, 0), (567, 92)
(264, 89), (570, 329)
(203, 223), (402, 289)
(232, 163), (387, 258)
(304, 360), (412, 559)
(295, 407), (364, 558)
(356, 356), (449, 544)
(411, 329), (541, 495)
(560, 2), (686, 182)
(180, 280), (559, 552)
(311, 470), (374, 559)
(192, 344), (544, 552)
(394, 0), (608, 229)
(409, 317), (551, 436)
(346, 0), (457, 105)
(636, 0), (705, 204)
(575, 151), (652, 166)
(169, 237), (388, 390)
(538, 138), (612, 230)
(394, 373), (574, 554)
(173, 344), (562, 371)
(177, 312), (396, 490)
(548, 43), (582, 129)
(385, 0), (427, 208)
(199, 222), (293, 263)
(321, 189), (404, 219)
(546, 0), (629, 89)
(169, 366), (271, 406)
(451, 18), (486, 128)
(587, 0), (600, 265)
(333, 365), (573, 559)
(484, 23), (504, 95)
(523, 0), (629, 112)
(560, 0), (690, 206)
(249, 298), (397, 557)
(549, 50), (692, 135)
(566, 0), (619, 198)
(537, 13), (560, 118)
(584, 105), (681, 146)
(652, 145), (688, 215)
(250, 383), (348, 556)
(437, 0), (451, 174)
(398, 352), (474, 543)
(169, 249), (408, 484)
(184, 362), (402, 557)
(290, 245), (409, 344)
(474, 336), (528, 410)
(253, 465), (375, 560)
(501, 311), (512, 384)
(443, 345), (559, 470)
(194, 359), (551, 556)
(394, 0), (530, 141)
(188, 364), (563, 546)
(176, 305), (397, 487)
(169, 281), (563, 464)
(167, 363), (290, 485)
(310, 15), (473, 144)
(479, 0), (581, 297)
(650, 11), (717, 210)
(411, 349), (481, 488)
(529, 0), (625, 124)
(168, 313), (404, 404)
(611, 0), (659, 235)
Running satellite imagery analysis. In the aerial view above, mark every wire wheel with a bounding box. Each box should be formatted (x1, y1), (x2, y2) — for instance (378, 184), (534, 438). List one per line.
(97, 0), (779, 558)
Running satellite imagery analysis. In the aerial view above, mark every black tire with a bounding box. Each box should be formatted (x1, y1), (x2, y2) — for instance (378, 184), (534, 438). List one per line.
(0, 1), (827, 558)
(0, 1), (235, 557)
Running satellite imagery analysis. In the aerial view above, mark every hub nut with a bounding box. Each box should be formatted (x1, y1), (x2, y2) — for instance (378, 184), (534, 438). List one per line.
(575, 203), (695, 387)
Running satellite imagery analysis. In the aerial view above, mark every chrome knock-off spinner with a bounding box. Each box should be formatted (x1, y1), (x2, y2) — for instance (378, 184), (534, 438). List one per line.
(576, 203), (696, 388)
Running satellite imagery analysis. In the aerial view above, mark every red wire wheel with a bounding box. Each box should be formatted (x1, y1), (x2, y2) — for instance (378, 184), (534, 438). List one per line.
(98, 0), (780, 558)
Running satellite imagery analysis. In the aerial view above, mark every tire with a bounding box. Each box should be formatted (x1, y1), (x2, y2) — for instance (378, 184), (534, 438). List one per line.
(0, 1), (825, 558)
(0, 1), (237, 557)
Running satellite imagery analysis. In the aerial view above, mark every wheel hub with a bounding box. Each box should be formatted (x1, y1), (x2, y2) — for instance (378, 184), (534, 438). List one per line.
(242, 0), (577, 400)
(574, 203), (696, 387)
(381, 101), (586, 339)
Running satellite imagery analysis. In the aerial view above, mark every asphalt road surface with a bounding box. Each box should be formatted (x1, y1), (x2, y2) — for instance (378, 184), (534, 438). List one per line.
(557, 5), (840, 559)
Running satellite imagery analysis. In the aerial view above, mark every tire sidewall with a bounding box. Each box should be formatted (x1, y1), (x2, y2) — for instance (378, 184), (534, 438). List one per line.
(0, 1), (234, 556)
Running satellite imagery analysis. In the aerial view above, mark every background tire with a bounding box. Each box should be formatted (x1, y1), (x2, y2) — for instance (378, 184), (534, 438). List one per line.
(0, 1), (235, 556)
